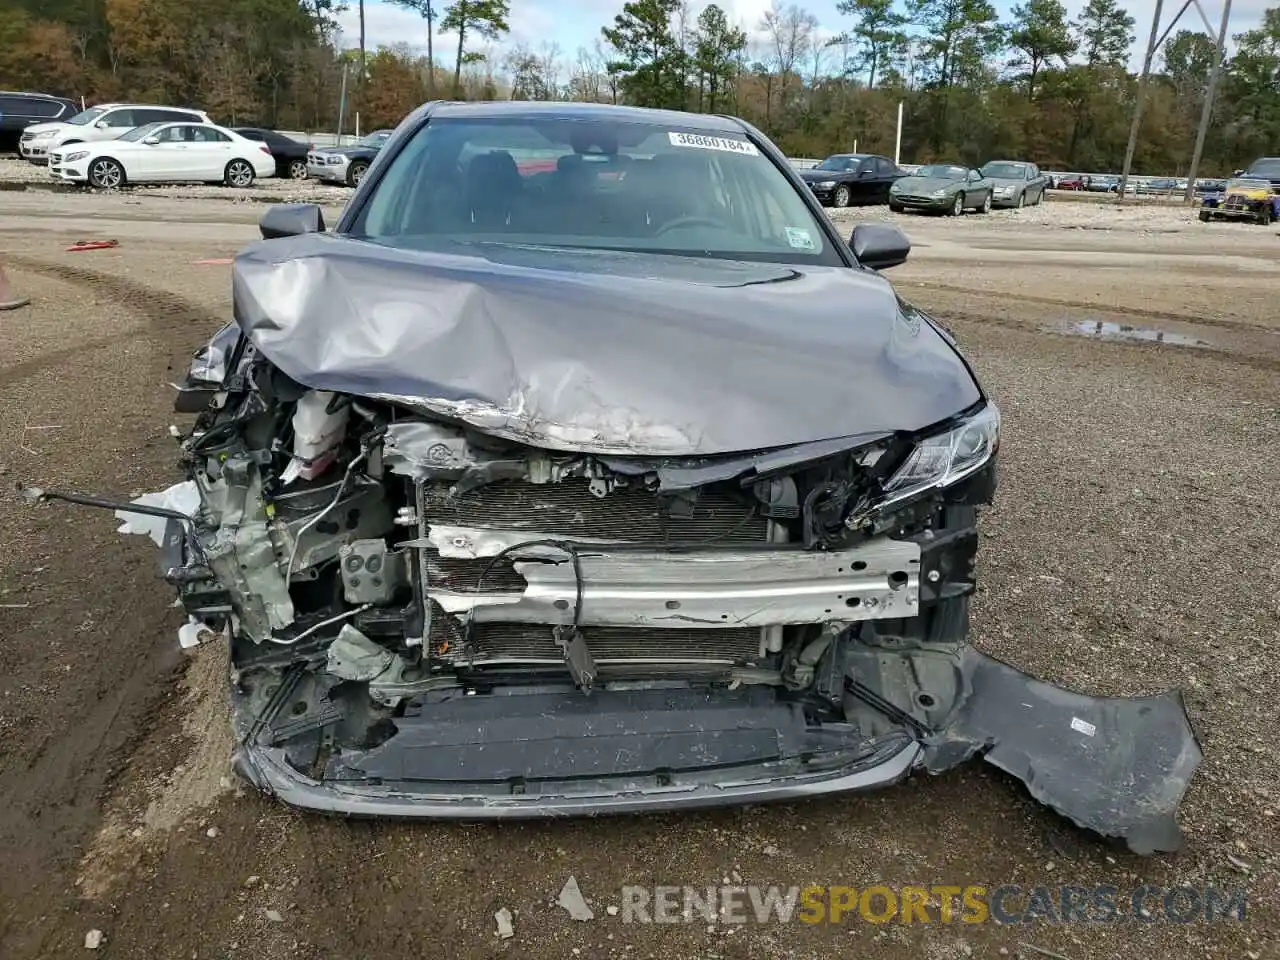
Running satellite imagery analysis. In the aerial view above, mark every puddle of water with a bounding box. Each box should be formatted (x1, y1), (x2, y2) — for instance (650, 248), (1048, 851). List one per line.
(1060, 320), (1210, 348)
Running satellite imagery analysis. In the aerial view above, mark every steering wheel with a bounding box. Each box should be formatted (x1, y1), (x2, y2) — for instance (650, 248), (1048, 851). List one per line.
(655, 215), (729, 235)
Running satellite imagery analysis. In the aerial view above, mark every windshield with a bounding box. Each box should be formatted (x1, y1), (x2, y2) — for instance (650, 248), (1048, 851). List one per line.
(915, 164), (968, 179)
(65, 108), (105, 126)
(359, 130), (393, 148)
(815, 155), (860, 170)
(354, 116), (840, 266)
(981, 162), (1027, 179)
(118, 122), (163, 142)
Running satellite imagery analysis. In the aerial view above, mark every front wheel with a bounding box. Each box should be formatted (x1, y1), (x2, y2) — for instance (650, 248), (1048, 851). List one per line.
(1258, 206), (1273, 225)
(1016, 192), (1025, 209)
(88, 157), (125, 190)
(950, 193), (964, 216)
(287, 159), (308, 180)
(1198, 210), (1211, 222)
(347, 160), (369, 187)
(979, 192), (992, 214)
(832, 184), (851, 208)
(889, 201), (904, 213)
(225, 160), (255, 188)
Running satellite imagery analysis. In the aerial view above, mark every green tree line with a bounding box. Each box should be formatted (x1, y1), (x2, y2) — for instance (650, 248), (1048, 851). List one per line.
(2, 0), (1277, 174)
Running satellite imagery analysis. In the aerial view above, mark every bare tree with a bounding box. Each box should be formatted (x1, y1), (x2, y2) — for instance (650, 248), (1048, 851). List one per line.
(760, 2), (817, 120)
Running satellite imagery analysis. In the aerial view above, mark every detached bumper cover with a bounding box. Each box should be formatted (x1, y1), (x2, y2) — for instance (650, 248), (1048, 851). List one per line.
(233, 649), (1201, 852)
(923, 650), (1202, 855)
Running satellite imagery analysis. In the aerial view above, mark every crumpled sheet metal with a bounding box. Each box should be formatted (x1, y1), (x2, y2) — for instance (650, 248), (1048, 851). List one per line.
(231, 234), (981, 456)
(925, 649), (1203, 855)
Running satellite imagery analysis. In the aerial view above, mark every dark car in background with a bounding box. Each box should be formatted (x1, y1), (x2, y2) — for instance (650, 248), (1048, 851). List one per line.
(232, 127), (312, 179)
(61, 100), (1200, 856)
(1236, 157), (1280, 192)
(0, 91), (79, 152)
(797, 153), (902, 207)
(306, 129), (394, 186)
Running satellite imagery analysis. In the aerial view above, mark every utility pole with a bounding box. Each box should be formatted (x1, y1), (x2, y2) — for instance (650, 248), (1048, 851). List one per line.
(1183, 0), (1232, 203)
(335, 61), (349, 145)
(894, 102), (904, 166)
(1118, 0), (1166, 202)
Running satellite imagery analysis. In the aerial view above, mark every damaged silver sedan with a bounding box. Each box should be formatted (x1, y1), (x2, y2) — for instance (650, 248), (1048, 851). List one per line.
(29, 102), (1201, 853)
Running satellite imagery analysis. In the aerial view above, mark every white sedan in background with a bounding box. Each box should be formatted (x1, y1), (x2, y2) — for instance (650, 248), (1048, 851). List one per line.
(48, 122), (277, 189)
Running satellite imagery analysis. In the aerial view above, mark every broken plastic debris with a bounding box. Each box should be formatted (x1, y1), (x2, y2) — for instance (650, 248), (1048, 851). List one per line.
(326, 625), (396, 682)
(177, 617), (217, 650)
(115, 480), (199, 546)
(494, 907), (515, 939)
(264, 908), (284, 923)
(84, 930), (105, 950)
(557, 875), (595, 921)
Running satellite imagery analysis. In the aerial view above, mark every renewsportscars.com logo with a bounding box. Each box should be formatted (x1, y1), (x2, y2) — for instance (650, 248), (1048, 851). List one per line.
(618, 884), (1249, 926)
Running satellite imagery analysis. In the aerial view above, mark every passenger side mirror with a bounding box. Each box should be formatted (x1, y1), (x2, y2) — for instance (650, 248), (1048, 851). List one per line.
(259, 202), (326, 240)
(850, 224), (910, 270)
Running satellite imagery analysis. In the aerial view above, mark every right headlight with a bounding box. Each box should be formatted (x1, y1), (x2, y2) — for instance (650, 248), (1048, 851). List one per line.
(846, 403), (1000, 529)
(933, 188), (948, 197)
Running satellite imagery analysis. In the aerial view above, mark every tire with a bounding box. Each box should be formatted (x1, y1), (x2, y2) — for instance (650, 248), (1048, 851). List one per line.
(1198, 210), (1211, 222)
(87, 157), (125, 189)
(979, 191), (992, 214)
(1016, 192), (1025, 209)
(347, 160), (369, 187)
(832, 184), (851, 208)
(1258, 206), (1273, 226)
(950, 193), (964, 216)
(889, 202), (904, 213)
(224, 159), (255, 188)
(287, 159), (308, 180)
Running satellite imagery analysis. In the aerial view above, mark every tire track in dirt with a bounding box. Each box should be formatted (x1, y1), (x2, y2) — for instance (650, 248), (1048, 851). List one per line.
(907, 279), (1280, 335)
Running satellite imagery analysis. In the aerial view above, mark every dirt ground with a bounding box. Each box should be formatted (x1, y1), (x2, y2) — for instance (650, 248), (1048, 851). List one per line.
(0, 193), (1276, 960)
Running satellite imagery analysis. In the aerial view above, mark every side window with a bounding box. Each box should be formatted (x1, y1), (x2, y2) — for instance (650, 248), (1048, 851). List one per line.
(154, 125), (184, 143)
(858, 159), (875, 175)
(103, 109), (136, 127)
(876, 158), (896, 176)
(1028, 165), (1040, 180)
(193, 128), (230, 142)
(0, 95), (25, 115)
(239, 129), (265, 141)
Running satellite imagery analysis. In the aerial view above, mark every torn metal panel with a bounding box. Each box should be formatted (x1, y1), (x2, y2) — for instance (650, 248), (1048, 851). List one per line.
(923, 649), (1203, 855)
(198, 457), (295, 639)
(232, 236), (982, 456)
(429, 538), (922, 627)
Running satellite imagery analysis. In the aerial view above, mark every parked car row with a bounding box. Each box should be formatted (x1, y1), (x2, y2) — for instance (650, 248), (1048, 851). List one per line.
(2, 90), (367, 189)
(797, 153), (1048, 215)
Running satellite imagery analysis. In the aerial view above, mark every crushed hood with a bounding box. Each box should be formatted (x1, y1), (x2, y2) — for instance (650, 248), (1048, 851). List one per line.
(231, 234), (981, 456)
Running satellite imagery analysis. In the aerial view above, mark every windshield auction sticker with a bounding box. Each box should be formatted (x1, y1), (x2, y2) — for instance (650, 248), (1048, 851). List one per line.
(668, 132), (760, 156)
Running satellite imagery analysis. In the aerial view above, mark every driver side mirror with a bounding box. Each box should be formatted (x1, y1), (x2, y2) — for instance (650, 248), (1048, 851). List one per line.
(143, 136), (160, 145)
(850, 224), (910, 271)
(94, 120), (109, 129)
(259, 202), (326, 240)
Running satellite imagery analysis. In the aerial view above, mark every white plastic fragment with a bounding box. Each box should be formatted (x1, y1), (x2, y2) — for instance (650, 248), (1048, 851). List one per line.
(264, 908), (284, 923)
(114, 479), (200, 547)
(494, 907), (515, 939)
(84, 930), (105, 950)
(1069, 716), (1097, 737)
(285, 390), (349, 484)
(177, 617), (218, 650)
(557, 875), (595, 921)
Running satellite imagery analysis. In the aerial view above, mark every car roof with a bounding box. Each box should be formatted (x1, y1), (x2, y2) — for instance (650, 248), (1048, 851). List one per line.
(425, 99), (749, 134)
(0, 91), (76, 101)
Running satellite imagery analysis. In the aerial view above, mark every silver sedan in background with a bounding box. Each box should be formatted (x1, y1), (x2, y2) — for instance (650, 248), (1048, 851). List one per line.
(980, 160), (1049, 208)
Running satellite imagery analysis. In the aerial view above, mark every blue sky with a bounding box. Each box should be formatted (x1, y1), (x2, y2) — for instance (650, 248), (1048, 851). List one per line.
(336, 0), (1268, 74)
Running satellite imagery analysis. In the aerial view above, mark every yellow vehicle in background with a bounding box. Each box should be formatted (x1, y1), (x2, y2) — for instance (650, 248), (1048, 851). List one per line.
(1199, 177), (1280, 224)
